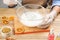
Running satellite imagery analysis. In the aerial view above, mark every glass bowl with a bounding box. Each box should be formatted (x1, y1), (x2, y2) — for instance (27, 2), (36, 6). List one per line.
(16, 4), (48, 27)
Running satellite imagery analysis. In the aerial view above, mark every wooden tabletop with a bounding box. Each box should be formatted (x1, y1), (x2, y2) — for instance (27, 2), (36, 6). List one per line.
(0, 8), (60, 40)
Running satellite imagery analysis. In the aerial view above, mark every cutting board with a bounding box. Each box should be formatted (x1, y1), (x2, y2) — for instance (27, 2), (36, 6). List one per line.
(0, 8), (50, 35)
(14, 18), (50, 35)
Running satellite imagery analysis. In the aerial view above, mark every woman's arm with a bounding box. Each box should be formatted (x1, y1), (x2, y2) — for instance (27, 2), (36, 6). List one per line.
(53, 6), (60, 13)
(52, 0), (60, 13)
(37, 0), (60, 28)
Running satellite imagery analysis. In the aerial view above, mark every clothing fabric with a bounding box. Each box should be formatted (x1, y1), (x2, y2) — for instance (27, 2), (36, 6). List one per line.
(52, 0), (60, 7)
(0, 0), (22, 8)
(0, 0), (8, 8)
(0, 0), (60, 8)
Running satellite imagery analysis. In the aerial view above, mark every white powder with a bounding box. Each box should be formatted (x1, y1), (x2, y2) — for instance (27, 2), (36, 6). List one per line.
(19, 11), (43, 27)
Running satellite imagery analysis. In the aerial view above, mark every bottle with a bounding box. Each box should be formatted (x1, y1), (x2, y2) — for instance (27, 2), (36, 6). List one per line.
(48, 28), (55, 40)
(56, 33), (60, 40)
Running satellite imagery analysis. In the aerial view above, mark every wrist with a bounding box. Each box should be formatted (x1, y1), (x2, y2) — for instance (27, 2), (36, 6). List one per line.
(50, 10), (57, 15)
(49, 10), (57, 19)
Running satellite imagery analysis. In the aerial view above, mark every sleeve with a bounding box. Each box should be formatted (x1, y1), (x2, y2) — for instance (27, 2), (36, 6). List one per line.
(0, 0), (8, 8)
(52, 0), (60, 7)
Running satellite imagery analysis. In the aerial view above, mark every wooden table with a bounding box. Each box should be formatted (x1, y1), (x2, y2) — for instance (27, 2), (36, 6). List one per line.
(0, 8), (60, 40)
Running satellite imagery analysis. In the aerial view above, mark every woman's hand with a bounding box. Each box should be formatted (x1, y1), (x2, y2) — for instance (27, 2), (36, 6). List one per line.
(37, 10), (58, 28)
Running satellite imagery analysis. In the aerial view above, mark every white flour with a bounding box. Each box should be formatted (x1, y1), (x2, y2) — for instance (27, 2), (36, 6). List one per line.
(19, 11), (43, 27)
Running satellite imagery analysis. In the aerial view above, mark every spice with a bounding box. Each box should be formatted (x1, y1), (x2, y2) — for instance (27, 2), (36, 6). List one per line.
(2, 28), (11, 33)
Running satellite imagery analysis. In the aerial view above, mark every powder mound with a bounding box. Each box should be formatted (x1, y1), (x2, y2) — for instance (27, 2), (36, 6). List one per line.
(20, 11), (44, 27)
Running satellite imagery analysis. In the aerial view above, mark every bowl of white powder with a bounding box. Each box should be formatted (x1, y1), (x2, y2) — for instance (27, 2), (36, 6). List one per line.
(16, 4), (48, 27)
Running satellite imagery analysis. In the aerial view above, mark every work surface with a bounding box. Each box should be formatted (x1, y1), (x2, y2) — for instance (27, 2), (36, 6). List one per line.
(0, 8), (60, 40)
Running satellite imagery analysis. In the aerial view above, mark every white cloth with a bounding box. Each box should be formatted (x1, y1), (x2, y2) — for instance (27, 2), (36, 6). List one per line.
(3, 0), (17, 5)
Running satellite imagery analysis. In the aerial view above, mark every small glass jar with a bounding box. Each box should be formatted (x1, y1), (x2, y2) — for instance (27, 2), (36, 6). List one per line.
(0, 26), (13, 39)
